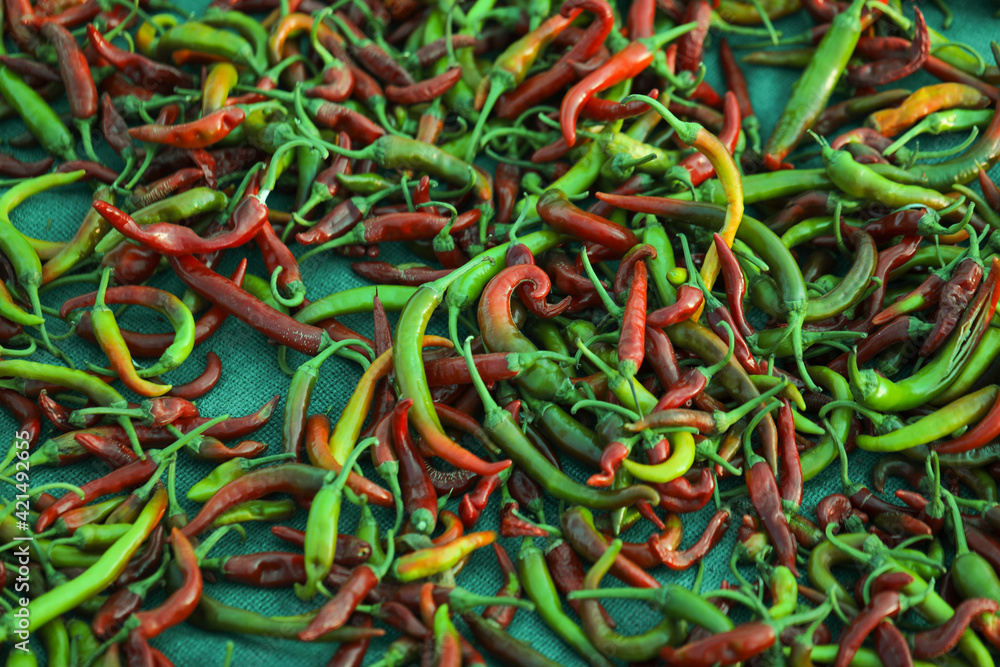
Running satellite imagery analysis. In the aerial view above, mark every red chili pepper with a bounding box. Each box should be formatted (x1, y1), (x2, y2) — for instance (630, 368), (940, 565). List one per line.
(676, 0), (710, 72)
(776, 399), (803, 507)
(169, 254), (330, 355)
(646, 284), (705, 328)
(872, 272), (947, 326)
(933, 389), (1000, 454)
(94, 196), (267, 256)
(0, 56), (59, 85)
(333, 10), (413, 86)
(873, 621), (913, 667)
(849, 7), (929, 87)
(0, 151), (53, 178)
(300, 564), (383, 640)
(36, 456), (159, 531)
(0, 388), (40, 449)
(659, 622), (776, 667)
(392, 398), (439, 534)
(746, 457), (798, 576)
(182, 462), (390, 538)
(581, 89), (660, 121)
(921, 257), (983, 357)
(857, 235), (923, 327)
(128, 108), (245, 149)
(495, 0), (614, 120)
(626, 0), (654, 38)
(980, 168), (1000, 215)
(543, 249), (601, 295)
(55, 160), (118, 183)
(6, 0), (38, 52)
(413, 34), (478, 67)
(127, 168), (206, 211)
(869, 37), (999, 101)
(537, 189), (638, 256)
(311, 100), (387, 145)
(914, 597), (999, 658)
(73, 431), (136, 469)
(649, 508), (731, 570)
(90, 22), (187, 92)
(643, 325), (681, 390)
(316, 209), (480, 253)
(544, 538), (616, 626)
(458, 473), (501, 529)
(386, 67), (461, 105)
(560, 41), (655, 147)
(618, 260), (647, 378)
(561, 506), (661, 589)
(719, 37), (756, 126)
(505, 242), (571, 319)
(350, 261), (451, 286)
(836, 591), (902, 667)
(42, 20), (95, 121)
(133, 528), (201, 638)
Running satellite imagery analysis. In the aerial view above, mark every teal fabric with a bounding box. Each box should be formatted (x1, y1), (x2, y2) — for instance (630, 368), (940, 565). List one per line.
(2, 1), (999, 665)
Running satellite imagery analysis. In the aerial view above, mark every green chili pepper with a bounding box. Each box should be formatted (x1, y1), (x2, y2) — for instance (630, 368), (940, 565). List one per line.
(155, 21), (264, 74)
(0, 67), (76, 162)
(211, 499), (296, 527)
(517, 537), (616, 667)
(296, 437), (374, 601)
(857, 385), (999, 452)
(763, 0), (865, 168)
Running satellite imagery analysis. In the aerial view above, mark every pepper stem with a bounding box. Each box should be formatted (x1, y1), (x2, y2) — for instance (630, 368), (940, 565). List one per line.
(570, 399), (640, 423)
(740, 398), (781, 469)
(824, 417), (855, 494)
(716, 379), (789, 433)
(461, 336), (499, 414)
(269, 267), (307, 308)
(578, 249), (621, 318)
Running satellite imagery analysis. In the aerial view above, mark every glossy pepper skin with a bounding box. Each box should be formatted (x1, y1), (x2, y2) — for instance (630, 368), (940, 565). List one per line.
(763, 0), (866, 168)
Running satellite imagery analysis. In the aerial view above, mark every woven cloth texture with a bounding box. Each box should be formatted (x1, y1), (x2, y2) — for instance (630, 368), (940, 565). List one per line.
(2, 0), (999, 664)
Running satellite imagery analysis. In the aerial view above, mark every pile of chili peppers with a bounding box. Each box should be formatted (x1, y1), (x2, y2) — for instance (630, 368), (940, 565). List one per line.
(5, 0), (1000, 664)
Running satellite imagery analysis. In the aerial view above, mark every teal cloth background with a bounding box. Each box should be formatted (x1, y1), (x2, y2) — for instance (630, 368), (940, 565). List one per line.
(2, 1), (1000, 664)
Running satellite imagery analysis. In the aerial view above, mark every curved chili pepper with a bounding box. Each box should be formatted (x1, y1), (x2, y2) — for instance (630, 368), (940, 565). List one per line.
(558, 21), (697, 147)
(94, 195), (267, 257)
(128, 108), (245, 149)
